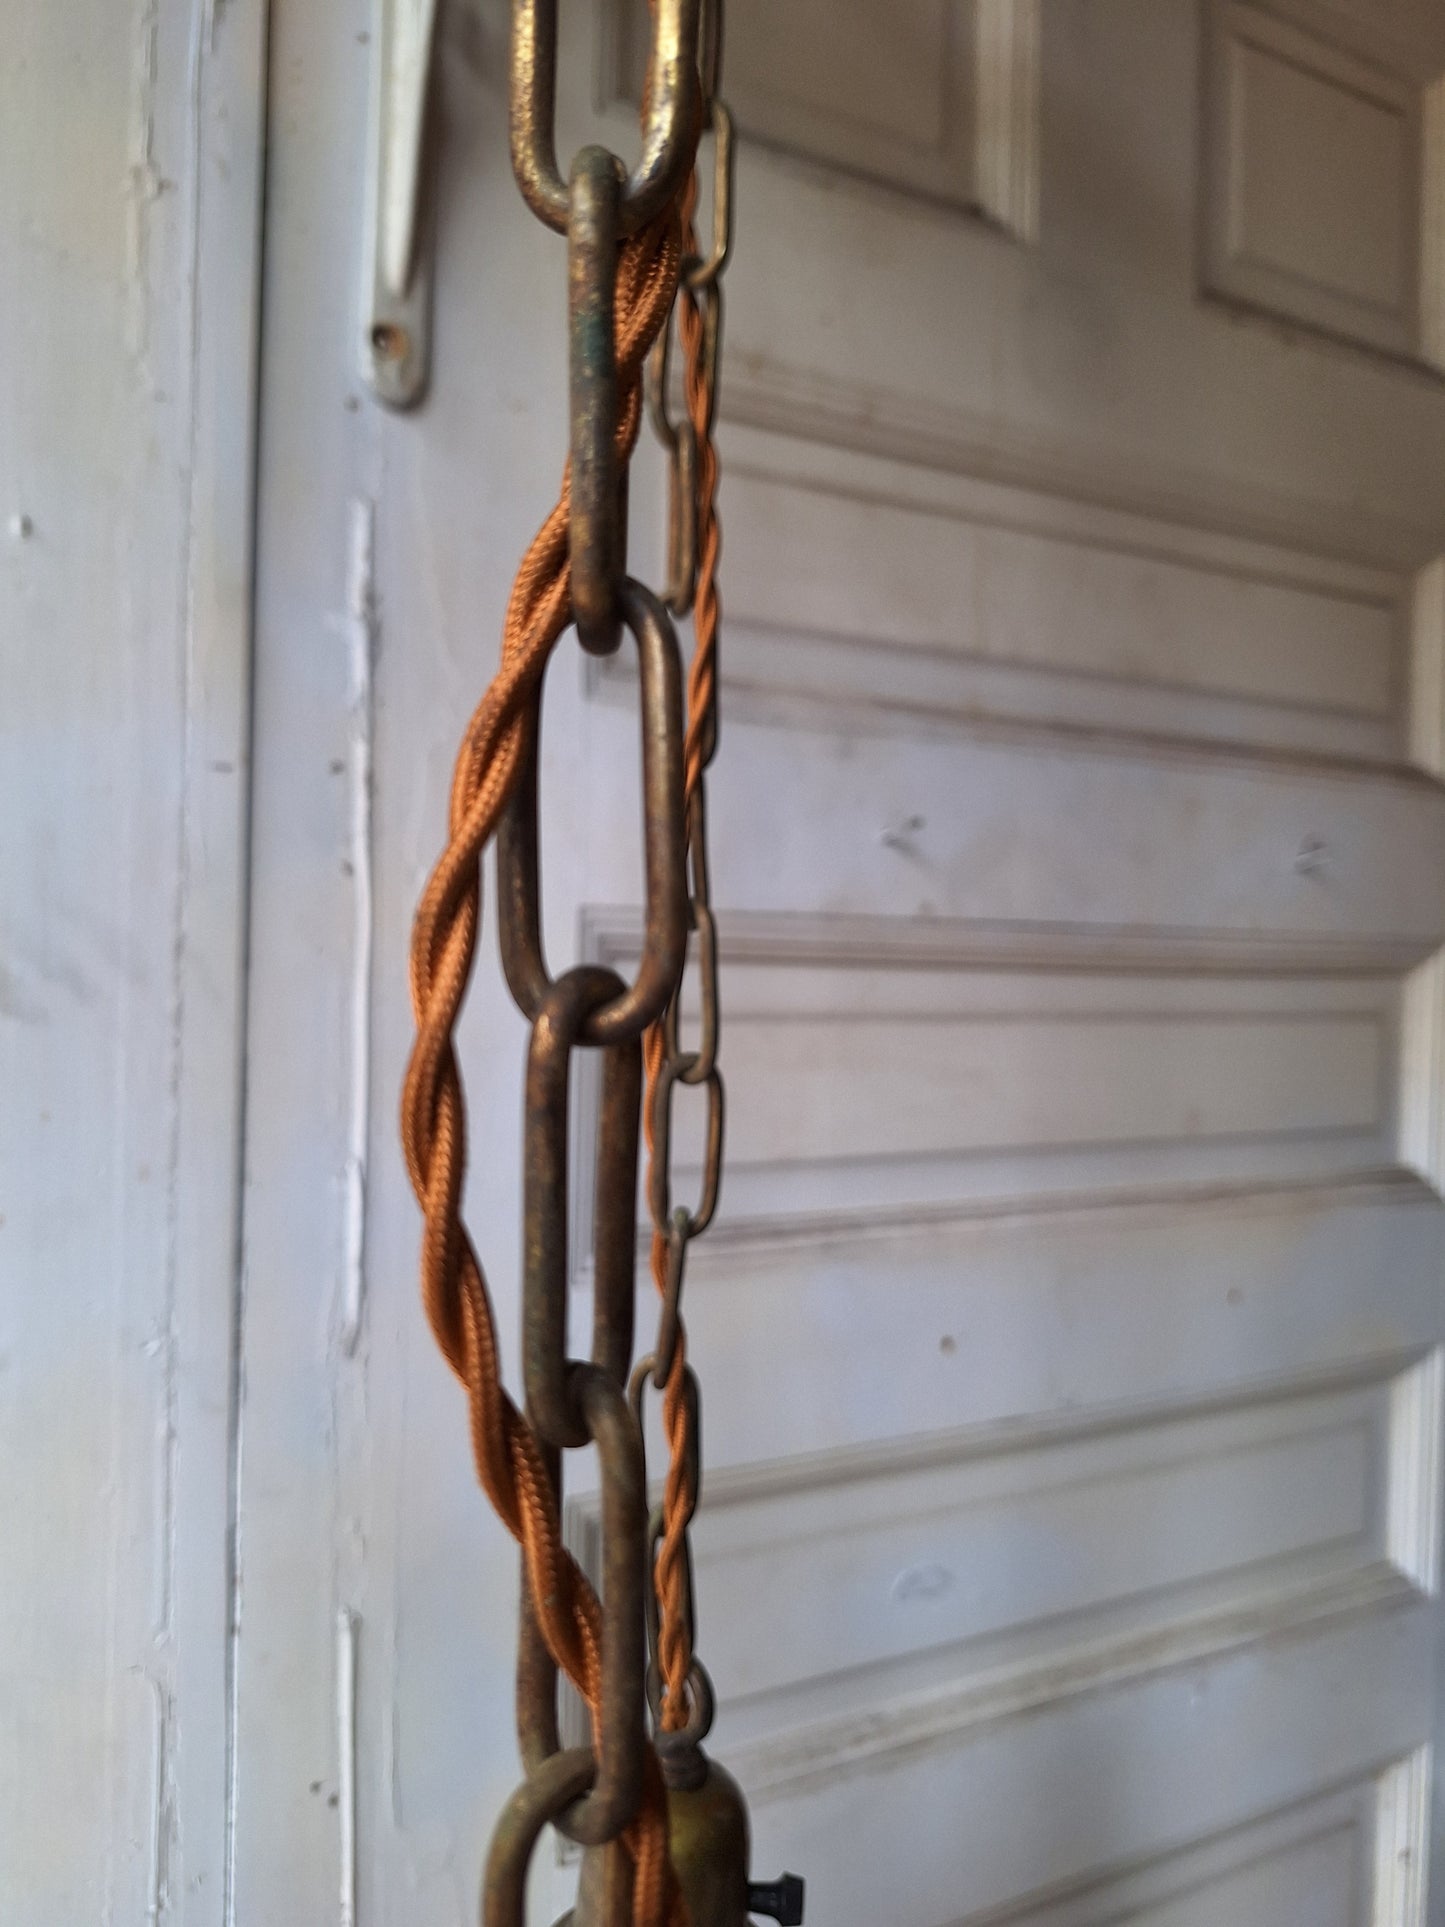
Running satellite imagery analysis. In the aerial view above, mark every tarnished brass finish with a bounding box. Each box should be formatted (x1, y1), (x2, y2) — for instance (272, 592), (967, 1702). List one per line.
(684, 100), (734, 292)
(521, 969), (640, 1445)
(573, 1839), (634, 1927)
(510, 0), (700, 236)
(644, 94), (726, 621)
(513, 968), (648, 1846)
(666, 1759), (752, 1927)
(497, 579), (687, 1047)
(644, 306), (698, 616)
(665, 419), (698, 616)
(568, 147), (623, 655)
(463, 7), (808, 1921)
(484, 1749), (595, 1927)
(665, 899), (719, 1084)
(643, 268), (723, 623)
(649, 1057), (723, 1241)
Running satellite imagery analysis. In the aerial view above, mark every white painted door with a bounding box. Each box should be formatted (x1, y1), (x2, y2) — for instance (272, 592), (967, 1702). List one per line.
(237, 2), (1445, 1924)
(1, 3), (264, 1918)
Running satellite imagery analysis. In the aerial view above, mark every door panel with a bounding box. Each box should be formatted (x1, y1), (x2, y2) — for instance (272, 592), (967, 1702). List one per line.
(238, 2), (1445, 1923)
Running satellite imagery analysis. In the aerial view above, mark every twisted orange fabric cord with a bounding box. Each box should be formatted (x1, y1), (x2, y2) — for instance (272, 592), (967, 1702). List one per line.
(401, 203), (688, 1924)
(646, 172), (723, 1729)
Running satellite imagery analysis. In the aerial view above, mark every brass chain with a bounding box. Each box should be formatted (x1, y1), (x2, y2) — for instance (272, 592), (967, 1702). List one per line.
(639, 45), (733, 1761)
(399, 0), (751, 1921)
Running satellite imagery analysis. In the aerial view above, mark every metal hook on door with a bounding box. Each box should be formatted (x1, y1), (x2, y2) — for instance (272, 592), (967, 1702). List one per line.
(361, 0), (440, 407)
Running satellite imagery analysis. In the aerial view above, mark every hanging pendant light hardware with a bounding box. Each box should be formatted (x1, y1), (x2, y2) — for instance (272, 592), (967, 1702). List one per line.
(666, 1759), (804, 1927)
(402, 0), (805, 1918)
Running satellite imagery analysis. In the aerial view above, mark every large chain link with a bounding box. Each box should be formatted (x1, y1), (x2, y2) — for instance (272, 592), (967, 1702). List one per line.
(400, 1), (735, 1922)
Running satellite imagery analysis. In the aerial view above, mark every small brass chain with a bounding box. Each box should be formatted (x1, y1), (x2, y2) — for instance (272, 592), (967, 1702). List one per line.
(639, 30), (734, 1764)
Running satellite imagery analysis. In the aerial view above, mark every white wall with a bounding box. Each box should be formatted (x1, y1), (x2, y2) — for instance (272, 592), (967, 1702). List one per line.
(0, 3), (263, 1918)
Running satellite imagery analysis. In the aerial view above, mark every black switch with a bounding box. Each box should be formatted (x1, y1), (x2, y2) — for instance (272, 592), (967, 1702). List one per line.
(748, 1874), (805, 1924)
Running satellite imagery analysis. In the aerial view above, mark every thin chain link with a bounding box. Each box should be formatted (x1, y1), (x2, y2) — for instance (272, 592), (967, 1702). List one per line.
(643, 52), (732, 1740)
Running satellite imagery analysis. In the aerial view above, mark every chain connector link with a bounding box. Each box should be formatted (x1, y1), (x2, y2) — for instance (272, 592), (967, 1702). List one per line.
(568, 147), (625, 656)
(498, 580), (688, 1046)
(646, 285), (722, 629)
(483, 1748), (597, 1927)
(522, 968), (640, 1448)
(685, 785), (712, 899)
(570, 1839), (635, 1926)
(510, 0), (701, 237)
(683, 99), (734, 293)
(648, 1059), (724, 1242)
(665, 900), (719, 1086)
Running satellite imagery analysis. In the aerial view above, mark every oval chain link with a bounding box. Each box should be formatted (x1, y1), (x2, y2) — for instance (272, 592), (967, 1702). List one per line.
(510, 0), (699, 236)
(496, 579), (688, 1048)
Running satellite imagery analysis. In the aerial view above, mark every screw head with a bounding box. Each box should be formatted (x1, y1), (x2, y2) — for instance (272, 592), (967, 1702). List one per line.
(370, 321), (410, 363)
